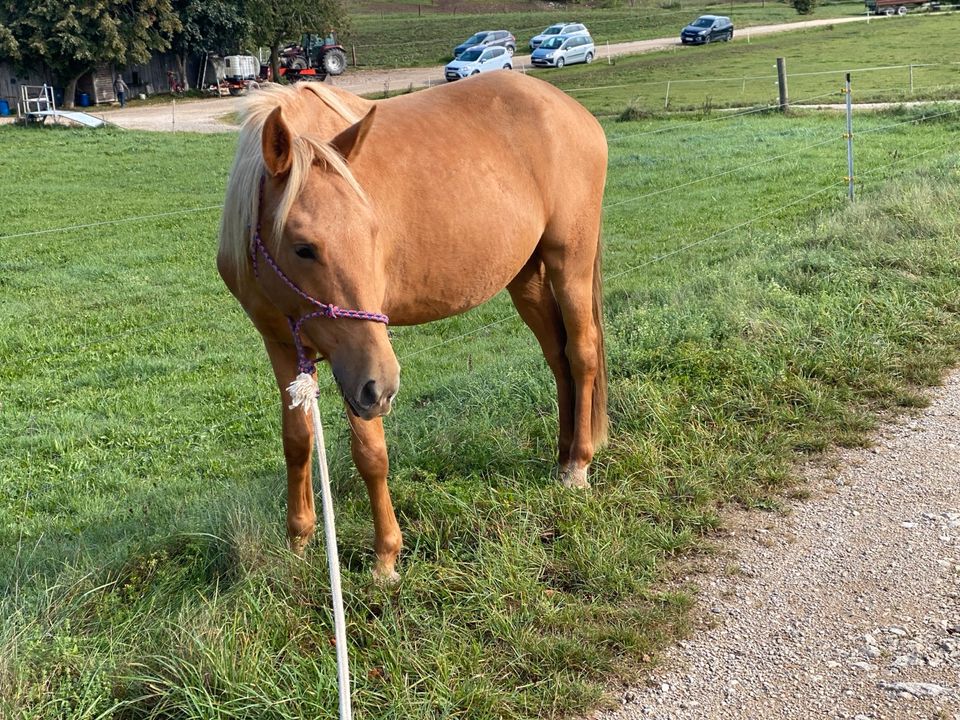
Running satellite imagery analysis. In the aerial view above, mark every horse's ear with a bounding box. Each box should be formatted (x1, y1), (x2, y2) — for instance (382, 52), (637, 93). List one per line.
(262, 106), (294, 177)
(330, 106), (376, 163)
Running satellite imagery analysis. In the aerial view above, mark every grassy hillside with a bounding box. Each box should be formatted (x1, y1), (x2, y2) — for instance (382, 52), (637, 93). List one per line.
(2, 106), (959, 718)
(344, 0), (861, 67)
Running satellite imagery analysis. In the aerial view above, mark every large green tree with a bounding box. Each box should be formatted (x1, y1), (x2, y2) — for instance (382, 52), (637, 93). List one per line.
(2, 0), (180, 107)
(170, 0), (247, 90)
(244, 0), (348, 82)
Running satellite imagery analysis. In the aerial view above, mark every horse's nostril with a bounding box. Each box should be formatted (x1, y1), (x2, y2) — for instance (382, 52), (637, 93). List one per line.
(358, 379), (379, 409)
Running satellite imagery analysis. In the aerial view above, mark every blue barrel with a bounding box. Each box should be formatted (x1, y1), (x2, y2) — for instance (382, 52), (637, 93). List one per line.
(78, 92), (90, 107)
(0, 99), (9, 116)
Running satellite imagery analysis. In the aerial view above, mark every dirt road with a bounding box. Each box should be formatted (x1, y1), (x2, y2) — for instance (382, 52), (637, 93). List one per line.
(593, 370), (960, 720)
(94, 15), (874, 133)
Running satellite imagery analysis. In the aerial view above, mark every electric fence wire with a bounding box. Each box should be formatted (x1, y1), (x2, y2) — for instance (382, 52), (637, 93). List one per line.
(605, 89), (844, 143)
(12, 100), (959, 365)
(8, 101), (960, 489)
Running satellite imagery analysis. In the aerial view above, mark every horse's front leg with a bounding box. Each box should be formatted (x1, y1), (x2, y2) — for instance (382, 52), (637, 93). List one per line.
(264, 339), (317, 554)
(346, 410), (402, 584)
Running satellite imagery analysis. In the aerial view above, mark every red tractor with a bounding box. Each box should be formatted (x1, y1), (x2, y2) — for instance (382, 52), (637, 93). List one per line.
(276, 33), (348, 81)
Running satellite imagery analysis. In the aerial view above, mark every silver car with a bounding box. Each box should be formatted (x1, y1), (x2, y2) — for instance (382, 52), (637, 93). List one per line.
(530, 34), (596, 68)
(529, 22), (589, 50)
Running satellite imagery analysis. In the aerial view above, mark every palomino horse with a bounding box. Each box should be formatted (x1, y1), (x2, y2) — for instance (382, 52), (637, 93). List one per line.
(218, 72), (607, 582)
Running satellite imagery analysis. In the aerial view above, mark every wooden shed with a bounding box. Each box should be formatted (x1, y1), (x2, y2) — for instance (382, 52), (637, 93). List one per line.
(121, 52), (201, 97)
(77, 64), (117, 105)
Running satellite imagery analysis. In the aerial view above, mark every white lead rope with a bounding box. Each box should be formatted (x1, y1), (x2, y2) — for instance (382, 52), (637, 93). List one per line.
(287, 372), (353, 720)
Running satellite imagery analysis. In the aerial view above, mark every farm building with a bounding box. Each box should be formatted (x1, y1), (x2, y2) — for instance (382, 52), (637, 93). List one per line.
(0, 52), (201, 112)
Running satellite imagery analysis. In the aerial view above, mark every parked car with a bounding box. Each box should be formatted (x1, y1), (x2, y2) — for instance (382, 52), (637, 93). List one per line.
(529, 22), (589, 50)
(680, 15), (734, 44)
(445, 46), (513, 81)
(530, 34), (595, 68)
(453, 30), (516, 58)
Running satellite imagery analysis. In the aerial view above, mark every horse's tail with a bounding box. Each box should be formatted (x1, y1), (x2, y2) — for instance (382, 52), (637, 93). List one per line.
(591, 232), (609, 449)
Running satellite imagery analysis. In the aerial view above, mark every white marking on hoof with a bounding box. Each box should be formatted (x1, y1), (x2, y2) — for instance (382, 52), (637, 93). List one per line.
(560, 465), (591, 489)
(372, 564), (401, 586)
(289, 531), (315, 557)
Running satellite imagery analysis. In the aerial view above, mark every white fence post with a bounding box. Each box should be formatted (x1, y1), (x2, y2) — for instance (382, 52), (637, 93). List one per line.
(845, 73), (855, 202)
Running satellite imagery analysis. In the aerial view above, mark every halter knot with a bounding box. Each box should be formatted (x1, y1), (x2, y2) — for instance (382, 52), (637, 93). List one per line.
(249, 174), (389, 377)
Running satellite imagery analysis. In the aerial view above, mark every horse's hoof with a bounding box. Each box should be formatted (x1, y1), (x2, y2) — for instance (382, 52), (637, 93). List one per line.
(289, 534), (313, 556)
(560, 465), (591, 489)
(372, 564), (401, 586)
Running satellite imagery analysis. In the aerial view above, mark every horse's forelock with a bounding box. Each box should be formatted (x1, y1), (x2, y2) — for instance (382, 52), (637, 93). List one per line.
(219, 84), (365, 278)
(270, 136), (368, 251)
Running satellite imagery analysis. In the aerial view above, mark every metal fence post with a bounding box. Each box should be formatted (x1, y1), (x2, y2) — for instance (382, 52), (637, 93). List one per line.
(776, 57), (789, 112)
(664, 80), (671, 109)
(845, 73), (854, 202)
(909, 64), (914, 93)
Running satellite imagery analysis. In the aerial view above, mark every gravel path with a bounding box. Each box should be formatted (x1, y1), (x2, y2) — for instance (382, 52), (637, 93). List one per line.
(82, 15), (875, 133)
(593, 370), (960, 720)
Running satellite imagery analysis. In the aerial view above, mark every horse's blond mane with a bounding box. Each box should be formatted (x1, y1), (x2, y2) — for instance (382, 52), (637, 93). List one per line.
(218, 83), (364, 278)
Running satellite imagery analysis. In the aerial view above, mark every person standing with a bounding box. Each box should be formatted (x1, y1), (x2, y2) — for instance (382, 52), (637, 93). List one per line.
(114, 75), (128, 108)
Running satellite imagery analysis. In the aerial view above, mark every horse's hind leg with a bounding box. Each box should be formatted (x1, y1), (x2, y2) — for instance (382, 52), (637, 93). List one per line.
(263, 339), (317, 554)
(507, 254), (576, 470)
(346, 411), (402, 584)
(539, 222), (606, 490)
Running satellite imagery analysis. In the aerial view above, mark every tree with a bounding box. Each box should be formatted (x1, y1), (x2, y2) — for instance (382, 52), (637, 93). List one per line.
(244, 0), (349, 82)
(170, 0), (248, 91)
(2, 0), (180, 107)
(791, 0), (817, 14)
(0, 21), (18, 61)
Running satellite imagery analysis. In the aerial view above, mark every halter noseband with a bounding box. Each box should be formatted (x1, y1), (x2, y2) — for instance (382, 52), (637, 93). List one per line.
(250, 175), (389, 375)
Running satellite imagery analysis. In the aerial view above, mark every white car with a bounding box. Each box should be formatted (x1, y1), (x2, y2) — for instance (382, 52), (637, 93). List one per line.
(529, 22), (589, 50)
(444, 46), (512, 81)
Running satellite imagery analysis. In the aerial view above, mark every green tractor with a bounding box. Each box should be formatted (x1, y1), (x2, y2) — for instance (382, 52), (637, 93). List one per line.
(279, 33), (348, 80)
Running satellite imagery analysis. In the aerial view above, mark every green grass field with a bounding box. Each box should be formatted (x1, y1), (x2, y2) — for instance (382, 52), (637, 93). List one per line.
(345, 0), (862, 67)
(2, 100), (959, 718)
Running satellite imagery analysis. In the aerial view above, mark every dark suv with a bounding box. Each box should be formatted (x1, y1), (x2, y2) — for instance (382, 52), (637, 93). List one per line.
(680, 15), (734, 44)
(453, 30), (516, 58)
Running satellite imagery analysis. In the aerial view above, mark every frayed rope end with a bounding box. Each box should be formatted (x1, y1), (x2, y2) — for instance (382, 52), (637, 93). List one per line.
(287, 372), (320, 414)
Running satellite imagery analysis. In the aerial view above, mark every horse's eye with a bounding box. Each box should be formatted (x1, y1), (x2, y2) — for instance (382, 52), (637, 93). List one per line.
(294, 244), (317, 260)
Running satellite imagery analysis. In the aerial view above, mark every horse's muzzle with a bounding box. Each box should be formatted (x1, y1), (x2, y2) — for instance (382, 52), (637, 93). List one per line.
(335, 370), (398, 420)
(355, 378), (397, 418)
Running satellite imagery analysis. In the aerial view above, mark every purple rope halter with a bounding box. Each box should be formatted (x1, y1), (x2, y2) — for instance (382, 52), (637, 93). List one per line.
(250, 175), (389, 375)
